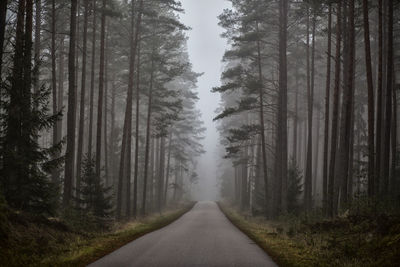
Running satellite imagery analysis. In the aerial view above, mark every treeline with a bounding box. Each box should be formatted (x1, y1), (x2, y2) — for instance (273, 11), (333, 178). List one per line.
(0, 0), (204, 221)
(215, 0), (400, 218)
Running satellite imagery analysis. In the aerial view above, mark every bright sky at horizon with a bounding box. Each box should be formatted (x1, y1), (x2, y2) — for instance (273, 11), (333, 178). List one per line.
(180, 0), (232, 200)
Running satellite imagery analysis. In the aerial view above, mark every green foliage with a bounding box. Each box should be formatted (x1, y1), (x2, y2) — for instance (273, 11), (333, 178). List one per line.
(0, 79), (62, 215)
(287, 159), (303, 215)
(76, 155), (113, 219)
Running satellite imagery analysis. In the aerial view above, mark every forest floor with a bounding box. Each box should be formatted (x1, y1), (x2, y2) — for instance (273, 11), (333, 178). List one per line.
(0, 201), (194, 267)
(219, 202), (400, 267)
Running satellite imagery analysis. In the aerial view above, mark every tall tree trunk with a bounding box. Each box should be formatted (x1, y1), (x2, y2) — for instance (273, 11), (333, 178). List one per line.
(117, 0), (143, 219)
(277, 0), (288, 214)
(323, 3), (332, 213)
(164, 132), (172, 206)
(133, 31), (141, 217)
(391, 76), (397, 196)
(381, 0), (393, 195)
(88, 0), (96, 159)
(95, 0), (106, 178)
(304, 7), (315, 212)
(64, 0), (78, 207)
(363, 0), (375, 198)
(256, 22), (269, 218)
(0, 0), (7, 78)
(76, 0), (89, 199)
(334, 0), (355, 209)
(328, 0), (342, 217)
(33, 0), (41, 95)
(293, 64), (299, 163)
(51, 0), (59, 184)
(104, 24), (109, 185)
(375, 0), (383, 194)
(142, 54), (155, 215)
(57, 37), (65, 160)
(157, 136), (166, 213)
(362, 0), (375, 196)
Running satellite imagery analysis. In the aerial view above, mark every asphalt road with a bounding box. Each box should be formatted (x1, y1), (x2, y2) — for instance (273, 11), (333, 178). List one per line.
(89, 201), (277, 267)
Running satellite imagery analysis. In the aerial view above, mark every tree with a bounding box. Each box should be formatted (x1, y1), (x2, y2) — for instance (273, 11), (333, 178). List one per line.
(328, 0), (342, 217)
(362, 0), (375, 198)
(322, 2), (332, 213)
(76, 0), (90, 199)
(64, 0), (78, 207)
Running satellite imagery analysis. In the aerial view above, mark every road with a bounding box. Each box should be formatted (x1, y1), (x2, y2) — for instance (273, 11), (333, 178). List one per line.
(89, 201), (277, 267)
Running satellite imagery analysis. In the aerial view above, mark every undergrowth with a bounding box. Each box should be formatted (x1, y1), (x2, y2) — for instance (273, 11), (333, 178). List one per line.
(219, 201), (400, 267)
(0, 202), (194, 267)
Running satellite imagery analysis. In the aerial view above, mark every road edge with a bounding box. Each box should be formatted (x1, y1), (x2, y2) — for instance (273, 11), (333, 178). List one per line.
(217, 202), (290, 267)
(58, 202), (196, 267)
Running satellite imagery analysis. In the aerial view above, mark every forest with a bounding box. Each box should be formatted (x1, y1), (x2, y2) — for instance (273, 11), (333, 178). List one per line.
(216, 0), (400, 218)
(0, 0), (400, 266)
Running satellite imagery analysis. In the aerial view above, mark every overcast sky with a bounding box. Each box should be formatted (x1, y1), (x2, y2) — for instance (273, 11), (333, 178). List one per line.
(180, 0), (231, 200)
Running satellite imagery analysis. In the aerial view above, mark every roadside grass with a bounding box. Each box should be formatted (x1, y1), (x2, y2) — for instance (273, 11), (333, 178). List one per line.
(0, 202), (195, 267)
(218, 202), (400, 267)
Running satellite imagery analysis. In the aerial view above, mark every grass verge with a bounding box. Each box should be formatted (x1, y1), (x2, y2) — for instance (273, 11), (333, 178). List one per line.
(1, 202), (195, 267)
(218, 202), (400, 267)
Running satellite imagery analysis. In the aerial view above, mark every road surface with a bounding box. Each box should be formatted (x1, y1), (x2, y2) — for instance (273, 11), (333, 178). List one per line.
(89, 201), (277, 267)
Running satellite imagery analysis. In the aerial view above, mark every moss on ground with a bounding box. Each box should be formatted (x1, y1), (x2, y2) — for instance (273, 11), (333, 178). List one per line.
(218, 203), (400, 267)
(0, 202), (194, 267)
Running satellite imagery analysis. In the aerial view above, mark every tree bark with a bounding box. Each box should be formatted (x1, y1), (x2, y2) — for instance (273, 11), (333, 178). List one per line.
(277, 0), (288, 214)
(304, 7), (315, 212)
(328, 0), (342, 217)
(95, 0), (106, 178)
(117, 0), (143, 220)
(0, 0), (7, 78)
(334, 0), (355, 209)
(142, 54), (155, 215)
(88, 0), (96, 159)
(51, 0), (59, 184)
(256, 21), (269, 218)
(63, 0), (78, 207)
(76, 0), (89, 199)
(375, 0), (383, 194)
(322, 3), (332, 213)
(33, 0), (41, 95)
(362, 0), (375, 198)
(381, 0), (393, 195)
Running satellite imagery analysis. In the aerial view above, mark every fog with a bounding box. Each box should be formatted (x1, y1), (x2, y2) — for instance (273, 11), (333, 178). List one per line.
(180, 0), (231, 201)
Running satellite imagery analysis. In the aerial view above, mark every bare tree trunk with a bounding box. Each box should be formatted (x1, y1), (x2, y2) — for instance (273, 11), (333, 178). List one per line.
(57, 37), (65, 159)
(116, 0), (143, 220)
(381, 0), (393, 195)
(158, 136), (166, 213)
(304, 8), (315, 212)
(391, 76), (397, 196)
(328, 0), (342, 217)
(293, 64), (299, 163)
(133, 31), (141, 217)
(334, 0), (355, 209)
(104, 25), (109, 185)
(276, 0), (288, 214)
(88, 0), (96, 159)
(64, 0), (78, 207)
(256, 22), (269, 218)
(95, 0), (106, 178)
(164, 132), (172, 206)
(51, 0), (59, 184)
(0, 0), (7, 78)
(375, 0), (383, 194)
(76, 0), (89, 199)
(362, 0), (375, 198)
(33, 0), (41, 95)
(142, 54), (155, 215)
(322, 3), (332, 213)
